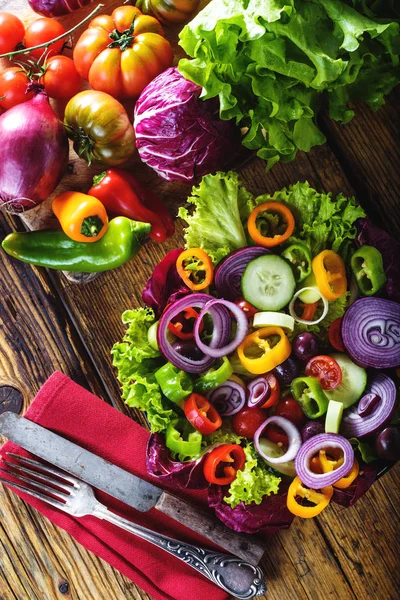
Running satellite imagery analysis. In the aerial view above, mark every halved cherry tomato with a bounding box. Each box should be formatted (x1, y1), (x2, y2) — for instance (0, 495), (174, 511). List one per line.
(183, 393), (222, 435)
(234, 297), (258, 318)
(203, 444), (246, 485)
(0, 67), (33, 110)
(40, 55), (81, 100)
(168, 307), (203, 340)
(305, 355), (342, 390)
(24, 18), (66, 60)
(265, 424), (288, 446)
(231, 406), (267, 439)
(261, 373), (280, 408)
(0, 12), (25, 55)
(328, 317), (345, 352)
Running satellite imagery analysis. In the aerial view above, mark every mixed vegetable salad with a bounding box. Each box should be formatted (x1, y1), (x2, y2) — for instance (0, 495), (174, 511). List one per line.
(113, 172), (400, 533)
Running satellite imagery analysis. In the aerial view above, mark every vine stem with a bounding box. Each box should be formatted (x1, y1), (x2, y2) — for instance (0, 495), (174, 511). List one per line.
(0, 3), (105, 60)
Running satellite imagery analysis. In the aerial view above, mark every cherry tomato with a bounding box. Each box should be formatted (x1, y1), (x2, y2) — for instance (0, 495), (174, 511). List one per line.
(0, 12), (25, 55)
(305, 355), (342, 390)
(328, 317), (345, 352)
(265, 424), (288, 446)
(231, 407), (267, 439)
(234, 297), (258, 318)
(24, 18), (66, 60)
(274, 396), (306, 427)
(0, 67), (33, 110)
(261, 373), (280, 408)
(40, 55), (81, 100)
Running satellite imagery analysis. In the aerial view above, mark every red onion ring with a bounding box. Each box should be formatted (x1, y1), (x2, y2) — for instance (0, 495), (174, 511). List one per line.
(247, 377), (271, 408)
(294, 433), (354, 489)
(254, 416), (302, 464)
(158, 293), (228, 373)
(342, 297), (400, 368)
(207, 381), (246, 416)
(340, 373), (397, 438)
(194, 298), (248, 359)
(214, 247), (270, 301)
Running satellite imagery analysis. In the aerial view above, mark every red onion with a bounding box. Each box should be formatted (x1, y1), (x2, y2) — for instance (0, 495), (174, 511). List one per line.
(194, 298), (248, 359)
(214, 247), (270, 301)
(342, 298), (400, 368)
(254, 416), (302, 464)
(340, 373), (397, 438)
(207, 381), (246, 416)
(28, 0), (93, 17)
(247, 377), (271, 408)
(157, 294), (229, 373)
(0, 87), (69, 213)
(294, 433), (354, 488)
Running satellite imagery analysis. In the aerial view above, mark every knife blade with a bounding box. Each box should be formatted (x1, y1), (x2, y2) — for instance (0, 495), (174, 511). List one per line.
(0, 412), (265, 565)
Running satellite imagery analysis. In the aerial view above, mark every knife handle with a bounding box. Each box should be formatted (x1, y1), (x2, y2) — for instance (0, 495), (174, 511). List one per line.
(155, 490), (265, 565)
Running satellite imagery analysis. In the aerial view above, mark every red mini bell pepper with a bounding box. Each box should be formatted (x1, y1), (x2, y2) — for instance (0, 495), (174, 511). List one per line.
(88, 168), (174, 243)
(203, 444), (246, 485)
(183, 393), (222, 435)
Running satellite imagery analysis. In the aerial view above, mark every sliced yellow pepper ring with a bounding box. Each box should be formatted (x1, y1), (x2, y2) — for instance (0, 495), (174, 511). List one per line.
(333, 458), (359, 489)
(287, 476), (333, 518)
(312, 249), (347, 301)
(310, 450), (359, 489)
(237, 326), (291, 375)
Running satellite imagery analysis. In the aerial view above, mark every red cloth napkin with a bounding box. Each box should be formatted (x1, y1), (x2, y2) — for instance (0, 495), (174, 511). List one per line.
(0, 372), (230, 600)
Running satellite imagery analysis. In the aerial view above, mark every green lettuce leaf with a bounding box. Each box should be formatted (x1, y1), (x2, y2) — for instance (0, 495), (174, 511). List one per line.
(224, 443), (281, 508)
(179, 0), (400, 168)
(111, 308), (178, 433)
(178, 171), (254, 264)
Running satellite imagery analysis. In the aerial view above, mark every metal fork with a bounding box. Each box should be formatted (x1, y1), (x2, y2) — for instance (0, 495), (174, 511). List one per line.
(0, 453), (266, 599)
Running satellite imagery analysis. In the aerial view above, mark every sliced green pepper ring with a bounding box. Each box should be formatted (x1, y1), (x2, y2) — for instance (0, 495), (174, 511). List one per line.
(350, 245), (387, 296)
(291, 376), (329, 419)
(282, 241), (312, 282)
(193, 356), (233, 394)
(165, 418), (202, 461)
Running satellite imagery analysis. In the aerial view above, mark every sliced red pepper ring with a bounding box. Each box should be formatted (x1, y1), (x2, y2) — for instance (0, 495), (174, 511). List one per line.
(176, 248), (214, 291)
(287, 475), (333, 518)
(203, 444), (246, 485)
(300, 301), (318, 322)
(167, 307), (204, 340)
(247, 202), (295, 248)
(183, 393), (222, 435)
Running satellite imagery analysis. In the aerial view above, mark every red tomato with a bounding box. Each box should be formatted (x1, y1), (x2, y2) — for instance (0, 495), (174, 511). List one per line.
(234, 297), (258, 318)
(274, 396), (306, 427)
(261, 373), (280, 408)
(305, 355), (342, 390)
(40, 55), (81, 99)
(328, 317), (345, 352)
(265, 424), (288, 446)
(24, 18), (66, 60)
(231, 407), (267, 439)
(0, 12), (25, 55)
(0, 67), (33, 110)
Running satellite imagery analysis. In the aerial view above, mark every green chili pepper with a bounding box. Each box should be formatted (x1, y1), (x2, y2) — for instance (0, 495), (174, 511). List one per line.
(282, 241), (312, 282)
(165, 418), (202, 460)
(350, 245), (387, 296)
(291, 376), (329, 419)
(2, 217), (151, 272)
(155, 362), (193, 404)
(193, 357), (233, 394)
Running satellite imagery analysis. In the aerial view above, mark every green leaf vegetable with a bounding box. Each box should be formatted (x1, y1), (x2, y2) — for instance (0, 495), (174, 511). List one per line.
(111, 308), (179, 432)
(224, 444), (281, 508)
(179, 0), (400, 168)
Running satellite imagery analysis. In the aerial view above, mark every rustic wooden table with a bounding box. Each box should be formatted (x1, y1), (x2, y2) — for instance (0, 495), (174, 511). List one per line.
(0, 1), (399, 599)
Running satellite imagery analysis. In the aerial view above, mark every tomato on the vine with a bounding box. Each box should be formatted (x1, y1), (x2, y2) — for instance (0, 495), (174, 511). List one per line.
(40, 55), (81, 99)
(305, 355), (342, 390)
(0, 12), (25, 55)
(24, 18), (66, 60)
(0, 67), (33, 110)
(231, 407), (267, 439)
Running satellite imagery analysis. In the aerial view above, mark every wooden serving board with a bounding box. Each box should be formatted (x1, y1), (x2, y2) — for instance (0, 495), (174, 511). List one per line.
(0, 0), (207, 282)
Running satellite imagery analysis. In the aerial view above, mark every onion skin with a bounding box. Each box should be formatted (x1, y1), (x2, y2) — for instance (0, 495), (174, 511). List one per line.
(28, 0), (93, 17)
(0, 88), (69, 213)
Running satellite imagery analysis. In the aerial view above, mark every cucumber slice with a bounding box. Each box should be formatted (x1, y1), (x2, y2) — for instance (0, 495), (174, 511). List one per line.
(325, 399), (344, 433)
(242, 255), (296, 311)
(324, 353), (367, 408)
(257, 438), (296, 477)
(253, 311), (294, 331)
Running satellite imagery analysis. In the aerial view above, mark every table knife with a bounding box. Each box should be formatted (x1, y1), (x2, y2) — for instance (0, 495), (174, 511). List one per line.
(0, 411), (265, 565)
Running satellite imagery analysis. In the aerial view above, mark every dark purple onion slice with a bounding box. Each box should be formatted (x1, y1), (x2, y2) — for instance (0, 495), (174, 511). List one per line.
(342, 298), (400, 368)
(247, 377), (271, 408)
(340, 373), (397, 438)
(295, 433), (354, 489)
(194, 298), (248, 359)
(207, 381), (246, 416)
(214, 247), (270, 301)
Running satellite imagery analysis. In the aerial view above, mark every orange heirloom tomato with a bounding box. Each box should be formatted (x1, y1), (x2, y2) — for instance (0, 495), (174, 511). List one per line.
(136, 0), (201, 24)
(73, 5), (173, 99)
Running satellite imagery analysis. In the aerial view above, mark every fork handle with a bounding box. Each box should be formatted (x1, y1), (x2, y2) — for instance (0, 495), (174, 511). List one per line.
(93, 503), (266, 599)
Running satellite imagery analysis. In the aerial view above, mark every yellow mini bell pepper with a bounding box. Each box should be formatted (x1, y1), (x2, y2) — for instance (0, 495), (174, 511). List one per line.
(312, 249), (347, 301)
(237, 326), (291, 375)
(311, 450), (359, 489)
(287, 476), (333, 518)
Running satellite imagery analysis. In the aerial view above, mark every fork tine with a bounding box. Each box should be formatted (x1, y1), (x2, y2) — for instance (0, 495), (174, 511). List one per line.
(0, 475), (66, 509)
(0, 467), (69, 501)
(2, 459), (72, 493)
(5, 453), (78, 484)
